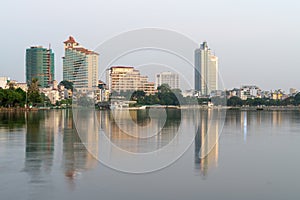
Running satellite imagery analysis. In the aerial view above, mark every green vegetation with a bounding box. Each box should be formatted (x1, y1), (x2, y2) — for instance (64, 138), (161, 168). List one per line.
(56, 99), (72, 107)
(0, 78), (50, 108)
(59, 80), (73, 91)
(27, 78), (51, 107)
(27, 78), (42, 105)
(128, 84), (184, 106)
(110, 84), (226, 106)
(123, 85), (300, 107)
(227, 94), (300, 106)
(0, 87), (26, 107)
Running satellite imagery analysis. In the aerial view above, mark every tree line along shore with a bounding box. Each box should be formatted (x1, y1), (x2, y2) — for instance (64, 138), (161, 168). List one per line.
(2, 82), (300, 110)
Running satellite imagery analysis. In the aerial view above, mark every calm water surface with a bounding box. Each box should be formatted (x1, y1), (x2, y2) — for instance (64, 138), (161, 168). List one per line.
(0, 110), (299, 200)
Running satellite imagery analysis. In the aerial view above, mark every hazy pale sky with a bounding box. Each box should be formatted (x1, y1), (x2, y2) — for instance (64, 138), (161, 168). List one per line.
(1, 0), (300, 92)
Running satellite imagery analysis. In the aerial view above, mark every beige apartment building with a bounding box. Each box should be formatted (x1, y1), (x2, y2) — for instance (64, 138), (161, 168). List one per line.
(106, 66), (156, 95)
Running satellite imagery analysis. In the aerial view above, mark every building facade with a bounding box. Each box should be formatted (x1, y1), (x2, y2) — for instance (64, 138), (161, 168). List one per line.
(106, 66), (156, 95)
(26, 46), (54, 87)
(194, 42), (218, 96)
(0, 77), (10, 89)
(155, 71), (179, 89)
(240, 85), (261, 100)
(63, 36), (98, 91)
(290, 88), (298, 96)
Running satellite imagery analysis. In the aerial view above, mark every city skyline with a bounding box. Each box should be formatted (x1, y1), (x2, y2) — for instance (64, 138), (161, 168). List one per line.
(1, 1), (300, 199)
(1, 35), (299, 92)
(1, 0), (300, 92)
(0, 36), (298, 93)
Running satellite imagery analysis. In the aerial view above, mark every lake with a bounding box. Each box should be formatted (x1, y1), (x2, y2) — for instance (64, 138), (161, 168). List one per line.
(0, 109), (299, 200)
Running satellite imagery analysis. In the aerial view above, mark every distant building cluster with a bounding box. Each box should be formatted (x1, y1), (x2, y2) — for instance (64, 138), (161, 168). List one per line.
(227, 85), (296, 100)
(0, 76), (27, 91)
(2, 36), (300, 107)
(40, 80), (72, 105)
(22, 36), (103, 105)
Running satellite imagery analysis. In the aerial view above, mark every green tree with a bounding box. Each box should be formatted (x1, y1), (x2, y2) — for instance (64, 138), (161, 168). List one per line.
(144, 94), (160, 105)
(0, 88), (25, 107)
(60, 80), (74, 91)
(130, 90), (146, 105)
(157, 84), (172, 93)
(131, 90), (146, 100)
(294, 93), (300, 105)
(15, 88), (26, 106)
(27, 78), (42, 106)
(157, 84), (180, 106)
(227, 96), (243, 106)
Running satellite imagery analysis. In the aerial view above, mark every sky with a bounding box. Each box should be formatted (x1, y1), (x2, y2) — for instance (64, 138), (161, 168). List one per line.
(0, 0), (300, 92)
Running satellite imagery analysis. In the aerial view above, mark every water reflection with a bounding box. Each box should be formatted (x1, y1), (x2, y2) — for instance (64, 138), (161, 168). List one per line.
(97, 109), (181, 153)
(8, 109), (292, 180)
(224, 110), (292, 135)
(24, 111), (54, 182)
(0, 111), (26, 131)
(194, 109), (222, 177)
(62, 110), (98, 181)
(23, 111), (54, 199)
(23, 110), (97, 190)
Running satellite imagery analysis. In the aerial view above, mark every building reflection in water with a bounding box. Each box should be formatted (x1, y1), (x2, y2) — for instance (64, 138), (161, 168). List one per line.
(225, 110), (284, 141)
(23, 111), (55, 198)
(24, 111), (54, 182)
(194, 109), (224, 177)
(62, 109), (97, 190)
(97, 109), (181, 154)
(23, 110), (97, 190)
(242, 111), (247, 142)
(18, 108), (291, 183)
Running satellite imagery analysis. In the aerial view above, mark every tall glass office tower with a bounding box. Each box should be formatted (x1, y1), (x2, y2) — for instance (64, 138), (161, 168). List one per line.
(26, 46), (54, 87)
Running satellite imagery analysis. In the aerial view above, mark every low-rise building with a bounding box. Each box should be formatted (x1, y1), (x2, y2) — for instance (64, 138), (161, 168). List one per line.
(40, 80), (73, 105)
(41, 88), (60, 105)
(0, 77), (10, 89)
(227, 88), (240, 99)
(2, 79), (28, 91)
(240, 85), (261, 100)
(271, 89), (285, 100)
(290, 88), (298, 96)
(182, 89), (195, 97)
(97, 80), (109, 102)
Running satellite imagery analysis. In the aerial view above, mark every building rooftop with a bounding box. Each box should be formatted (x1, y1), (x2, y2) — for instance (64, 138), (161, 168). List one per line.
(73, 47), (99, 55)
(110, 66), (134, 69)
(64, 36), (98, 55)
(64, 36), (77, 44)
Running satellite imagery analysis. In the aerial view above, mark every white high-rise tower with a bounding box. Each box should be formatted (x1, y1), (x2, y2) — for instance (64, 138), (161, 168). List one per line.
(194, 42), (218, 96)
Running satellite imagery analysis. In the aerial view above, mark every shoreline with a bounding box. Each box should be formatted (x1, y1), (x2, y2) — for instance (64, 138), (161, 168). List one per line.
(1, 105), (300, 112)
